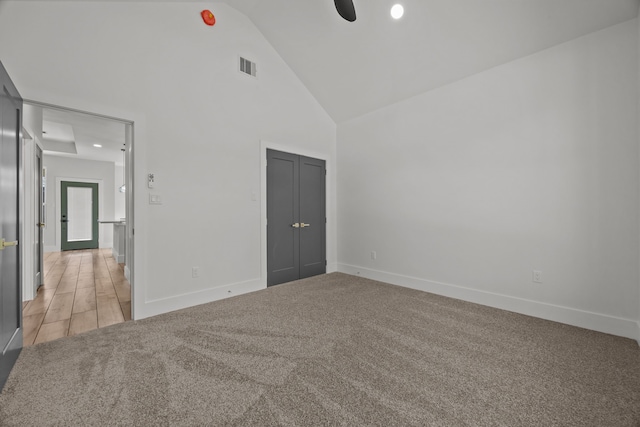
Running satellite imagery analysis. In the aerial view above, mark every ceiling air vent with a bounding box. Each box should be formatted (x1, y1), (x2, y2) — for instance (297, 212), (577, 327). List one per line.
(239, 56), (257, 77)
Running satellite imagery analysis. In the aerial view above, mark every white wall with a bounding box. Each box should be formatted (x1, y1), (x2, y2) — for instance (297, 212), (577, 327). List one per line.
(0, 1), (336, 318)
(42, 156), (116, 251)
(338, 19), (640, 340)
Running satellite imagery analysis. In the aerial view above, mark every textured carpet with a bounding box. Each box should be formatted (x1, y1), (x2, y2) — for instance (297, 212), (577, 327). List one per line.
(1, 273), (639, 426)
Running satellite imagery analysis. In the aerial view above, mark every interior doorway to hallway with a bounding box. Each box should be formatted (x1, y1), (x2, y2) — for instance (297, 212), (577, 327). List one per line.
(22, 249), (131, 345)
(21, 100), (135, 324)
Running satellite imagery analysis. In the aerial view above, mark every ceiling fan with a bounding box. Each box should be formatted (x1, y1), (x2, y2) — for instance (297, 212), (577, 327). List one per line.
(334, 0), (356, 22)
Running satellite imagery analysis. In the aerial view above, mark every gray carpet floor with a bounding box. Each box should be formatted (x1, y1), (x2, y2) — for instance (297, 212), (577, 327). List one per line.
(1, 272), (639, 426)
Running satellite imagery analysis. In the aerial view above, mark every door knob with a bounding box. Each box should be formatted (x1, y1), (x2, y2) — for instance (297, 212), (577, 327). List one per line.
(291, 223), (300, 228)
(0, 239), (18, 251)
(61, 219), (68, 223)
(37, 223), (45, 227)
(300, 223), (311, 228)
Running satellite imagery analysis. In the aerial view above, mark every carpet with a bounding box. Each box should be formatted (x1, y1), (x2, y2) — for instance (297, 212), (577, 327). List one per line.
(1, 272), (639, 426)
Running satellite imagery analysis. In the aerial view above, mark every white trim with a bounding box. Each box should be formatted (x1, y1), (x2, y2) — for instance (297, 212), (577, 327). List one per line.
(21, 137), (35, 301)
(54, 177), (104, 251)
(259, 140), (332, 287)
(327, 262), (338, 274)
(636, 321), (640, 347)
(338, 263), (640, 341)
(136, 278), (263, 319)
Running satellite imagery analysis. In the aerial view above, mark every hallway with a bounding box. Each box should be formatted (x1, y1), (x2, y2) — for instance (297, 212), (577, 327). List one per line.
(22, 249), (131, 346)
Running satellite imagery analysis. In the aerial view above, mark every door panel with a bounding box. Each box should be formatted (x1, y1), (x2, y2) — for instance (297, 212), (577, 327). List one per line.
(267, 149), (325, 287)
(61, 181), (98, 251)
(267, 150), (300, 286)
(299, 156), (326, 279)
(0, 61), (23, 392)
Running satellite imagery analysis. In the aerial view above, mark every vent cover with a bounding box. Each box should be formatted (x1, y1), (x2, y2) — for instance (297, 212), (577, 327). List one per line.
(239, 57), (257, 77)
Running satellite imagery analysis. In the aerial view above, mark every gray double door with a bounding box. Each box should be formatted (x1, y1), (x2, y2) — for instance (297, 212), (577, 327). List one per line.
(267, 149), (326, 286)
(0, 61), (23, 391)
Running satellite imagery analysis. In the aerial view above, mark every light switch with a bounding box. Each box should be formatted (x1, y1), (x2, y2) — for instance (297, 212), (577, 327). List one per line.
(149, 194), (162, 205)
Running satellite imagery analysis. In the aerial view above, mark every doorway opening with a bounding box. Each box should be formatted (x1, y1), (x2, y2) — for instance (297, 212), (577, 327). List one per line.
(20, 100), (135, 344)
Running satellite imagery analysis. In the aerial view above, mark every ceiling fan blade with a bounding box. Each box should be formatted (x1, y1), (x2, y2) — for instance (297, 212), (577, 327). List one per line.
(334, 0), (356, 22)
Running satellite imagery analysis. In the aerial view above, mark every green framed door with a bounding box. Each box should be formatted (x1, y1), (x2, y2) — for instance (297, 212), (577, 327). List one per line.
(61, 181), (99, 251)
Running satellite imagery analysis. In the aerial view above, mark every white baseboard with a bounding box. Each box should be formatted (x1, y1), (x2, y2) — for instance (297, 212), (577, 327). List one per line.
(124, 265), (131, 282)
(112, 248), (124, 263)
(327, 262), (338, 274)
(338, 263), (640, 342)
(99, 240), (113, 249)
(135, 278), (265, 320)
(44, 245), (58, 253)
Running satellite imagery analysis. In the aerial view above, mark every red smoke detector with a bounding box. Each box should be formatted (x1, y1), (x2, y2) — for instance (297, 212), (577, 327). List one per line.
(201, 10), (216, 26)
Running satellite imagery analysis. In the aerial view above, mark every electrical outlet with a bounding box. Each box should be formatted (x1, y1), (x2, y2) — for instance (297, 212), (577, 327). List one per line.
(192, 267), (200, 278)
(371, 251), (377, 260)
(532, 270), (542, 283)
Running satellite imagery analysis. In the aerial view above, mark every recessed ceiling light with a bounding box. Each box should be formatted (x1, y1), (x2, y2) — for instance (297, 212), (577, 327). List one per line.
(93, 144), (102, 148)
(391, 4), (404, 19)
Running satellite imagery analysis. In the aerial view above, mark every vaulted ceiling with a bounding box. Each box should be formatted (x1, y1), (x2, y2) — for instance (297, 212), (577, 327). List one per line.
(221, 0), (639, 122)
(13, 0), (640, 126)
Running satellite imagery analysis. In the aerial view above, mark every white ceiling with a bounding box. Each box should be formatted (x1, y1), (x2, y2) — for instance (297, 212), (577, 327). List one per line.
(37, 106), (126, 164)
(220, 0), (639, 122)
(17, 0), (640, 125)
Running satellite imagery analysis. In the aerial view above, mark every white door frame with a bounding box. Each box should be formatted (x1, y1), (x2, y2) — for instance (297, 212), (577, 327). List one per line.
(21, 101), (135, 320)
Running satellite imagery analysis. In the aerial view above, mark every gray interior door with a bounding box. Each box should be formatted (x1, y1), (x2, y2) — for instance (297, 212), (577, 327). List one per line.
(0, 61), (23, 392)
(299, 156), (326, 279)
(35, 145), (44, 288)
(267, 149), (325, 286)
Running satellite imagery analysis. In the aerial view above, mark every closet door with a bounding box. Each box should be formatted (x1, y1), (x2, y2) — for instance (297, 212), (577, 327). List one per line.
(267, 149), (325, 286)
(298, 155), (326, 279)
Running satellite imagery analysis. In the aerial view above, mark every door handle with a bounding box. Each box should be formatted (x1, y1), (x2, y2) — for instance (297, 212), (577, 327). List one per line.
(37, 223), (45, 227)
(291, 223), (300, 228)
(300, 223), (311, 228)
(0, 239), (18, 251)
(61, 219), (68, 223)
